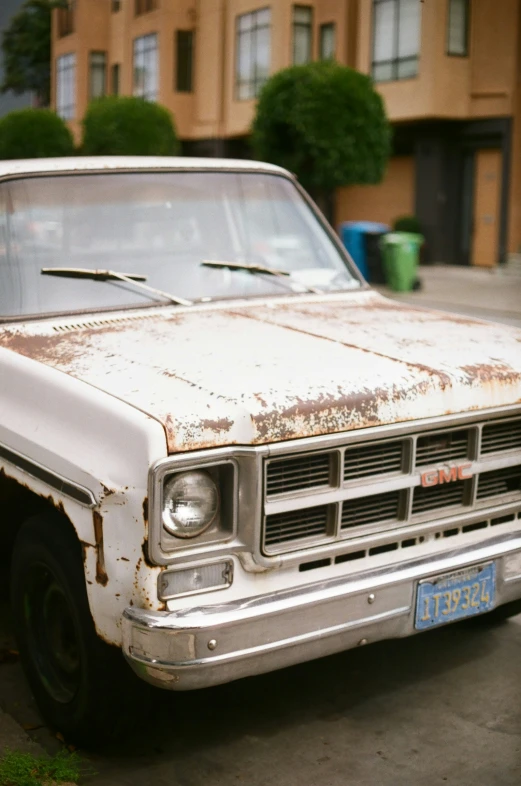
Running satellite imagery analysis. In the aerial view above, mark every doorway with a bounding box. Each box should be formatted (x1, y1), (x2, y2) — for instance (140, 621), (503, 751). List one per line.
(471, 149), (502, 267)
(457, 148), (502, 267)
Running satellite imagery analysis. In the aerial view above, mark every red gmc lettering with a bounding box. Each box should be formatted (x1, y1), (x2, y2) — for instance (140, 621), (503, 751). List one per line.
(457, 463), (473, 480)
(421, 470), (439, 487)
(439, 466), (458, 484)
(421, 463), (473, 488)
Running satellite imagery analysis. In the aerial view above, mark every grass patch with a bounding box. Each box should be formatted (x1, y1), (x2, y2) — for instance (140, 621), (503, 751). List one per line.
(0, 749), (84, 786)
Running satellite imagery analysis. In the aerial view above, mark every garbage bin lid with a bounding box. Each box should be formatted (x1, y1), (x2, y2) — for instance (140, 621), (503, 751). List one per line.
(381, 231), (424, 245)
(340, 221), (390, 233)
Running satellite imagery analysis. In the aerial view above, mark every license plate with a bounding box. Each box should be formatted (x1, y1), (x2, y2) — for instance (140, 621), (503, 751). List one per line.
(415, 562), (496, 631)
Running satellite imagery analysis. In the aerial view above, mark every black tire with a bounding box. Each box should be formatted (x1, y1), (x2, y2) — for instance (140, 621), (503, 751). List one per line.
(10, 514), (151, 748)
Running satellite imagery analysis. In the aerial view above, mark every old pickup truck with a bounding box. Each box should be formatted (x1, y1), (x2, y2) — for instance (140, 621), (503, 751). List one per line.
(0, 157), (520, 745)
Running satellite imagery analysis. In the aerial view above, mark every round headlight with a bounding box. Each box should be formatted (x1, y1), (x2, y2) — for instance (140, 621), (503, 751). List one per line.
(162, 471), (219, 538)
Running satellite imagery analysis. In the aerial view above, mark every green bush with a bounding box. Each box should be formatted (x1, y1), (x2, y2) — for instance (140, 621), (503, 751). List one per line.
(82, 96), (180, 156)
(251, 60), (391, 194)
(0, 108), (74, 159)
(393, 215), (422, 234)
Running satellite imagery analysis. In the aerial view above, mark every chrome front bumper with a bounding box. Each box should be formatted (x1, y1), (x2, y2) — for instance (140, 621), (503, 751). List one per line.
(122, 534), (521, 690)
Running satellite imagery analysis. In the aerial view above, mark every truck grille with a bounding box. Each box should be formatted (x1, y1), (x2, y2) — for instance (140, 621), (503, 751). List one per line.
(341, 490), (402, 530)
(343, 440), (404, 481)
(412, 479), (468, 514)
(266, 452), (332, 496)
(481, 418), (521, 454)
(262, 415), (521, 555)
(415, 429), (469, 466)
(265, 505), (330, 547)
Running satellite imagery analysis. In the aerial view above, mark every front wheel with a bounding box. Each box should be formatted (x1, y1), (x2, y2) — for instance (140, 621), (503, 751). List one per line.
(11, 514), (150, 747)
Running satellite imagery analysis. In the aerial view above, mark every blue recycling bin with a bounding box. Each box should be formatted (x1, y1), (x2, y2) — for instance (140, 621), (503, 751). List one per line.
(339, 221), (390, 281)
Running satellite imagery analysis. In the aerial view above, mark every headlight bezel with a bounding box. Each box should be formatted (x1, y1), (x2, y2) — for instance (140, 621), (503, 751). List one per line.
(148, 452), (240, 564)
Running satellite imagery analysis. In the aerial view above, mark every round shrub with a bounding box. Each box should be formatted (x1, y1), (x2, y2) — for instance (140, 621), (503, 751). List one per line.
(393, 215), (422, 234)
(0, 108), (74, 159)
(82, 97), (180, 156)
(251, 60), (391, 193)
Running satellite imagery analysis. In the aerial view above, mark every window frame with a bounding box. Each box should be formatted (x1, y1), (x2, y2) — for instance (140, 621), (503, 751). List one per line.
(446, 0), (470, 57)
(175, 30), (195, 93)
(135, 0), (158, 16)
(56, 52), (76, 120)
(292, 5), (313, 66)
(88, 51), (107, 100)
(111, 63), (121, 95)
(319, 21), (336, 60)
(57, 0), (76, 38)
(111, 0), (121, 12)
(371, 0), (422, 83)
(235, 7), (272, 101)
(133, 33), (159, 101)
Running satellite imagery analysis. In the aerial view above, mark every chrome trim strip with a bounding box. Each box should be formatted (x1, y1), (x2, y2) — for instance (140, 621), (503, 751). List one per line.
(0, 442), (96, 507)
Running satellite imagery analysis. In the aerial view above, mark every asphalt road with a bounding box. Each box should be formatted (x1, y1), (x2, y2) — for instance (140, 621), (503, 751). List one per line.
(0, 295), (519, 785)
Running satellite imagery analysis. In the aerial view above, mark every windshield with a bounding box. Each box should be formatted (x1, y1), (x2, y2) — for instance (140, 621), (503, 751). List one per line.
(0, 171), (360, 320)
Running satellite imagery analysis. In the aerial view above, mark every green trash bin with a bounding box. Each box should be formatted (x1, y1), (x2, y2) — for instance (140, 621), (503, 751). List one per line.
(380, 232), (424, 292)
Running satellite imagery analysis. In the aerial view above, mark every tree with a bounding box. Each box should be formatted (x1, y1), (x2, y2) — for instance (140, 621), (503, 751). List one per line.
(0, 108), (74, 159)
(251, 61), (391, 218)
(81, 97), (180, 156)
(0, 0), (66, 108)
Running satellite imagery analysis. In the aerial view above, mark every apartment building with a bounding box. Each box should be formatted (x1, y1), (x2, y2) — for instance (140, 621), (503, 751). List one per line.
(51, 0), (521, 267)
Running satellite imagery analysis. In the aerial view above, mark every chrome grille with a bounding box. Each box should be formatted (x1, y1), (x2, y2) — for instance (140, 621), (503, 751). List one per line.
(415, 429), (469, 467)
(266, 452), (332, 497)
(481, 417), (521, 454)
(264, 505), (330, 548)
(477, 466), (521, 500)
(412, 480), (469, 515)
(342, 490), (402, 530)
(344, 440), (404, 481)
(261, 412), (521, 555)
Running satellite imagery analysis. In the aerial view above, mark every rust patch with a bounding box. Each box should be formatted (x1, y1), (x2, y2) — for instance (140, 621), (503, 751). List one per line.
(200, 417), (234, 433)
(92, 511), (108, 586)
(120, 556), (129, 562)
(143, 497), (149, 524)
(460, 363), (521, 387)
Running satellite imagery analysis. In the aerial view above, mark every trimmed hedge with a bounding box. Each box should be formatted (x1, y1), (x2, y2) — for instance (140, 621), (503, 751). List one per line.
(81, 97), (180, 156)
(251, 60), (391, 193)
(0, 108), (74, 159)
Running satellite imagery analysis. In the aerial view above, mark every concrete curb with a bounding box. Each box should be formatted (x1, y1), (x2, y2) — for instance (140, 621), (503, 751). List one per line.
(0, 707), (47, 756)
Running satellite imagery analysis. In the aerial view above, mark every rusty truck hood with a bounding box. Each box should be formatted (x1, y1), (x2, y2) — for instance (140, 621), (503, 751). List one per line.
(1, 291), (521, 452)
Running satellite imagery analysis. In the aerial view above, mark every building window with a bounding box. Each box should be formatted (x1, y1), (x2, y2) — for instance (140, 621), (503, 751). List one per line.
(447, 0), (469, 56)
(56, 53), (76, 120)
(372, 0), (422, 82)
(293, 6), (313, 65)
(89, 52), (106, 100)
(133, 33), (158, 101)
(57, 0), (75, 37)
(176, 30), (194, 92)
(236, 8), (271, 100)
(135, 0), (158, 15)
(111, 64), (120, 95)
(111, 0), (121, 11)
(319, 22), (336, 60)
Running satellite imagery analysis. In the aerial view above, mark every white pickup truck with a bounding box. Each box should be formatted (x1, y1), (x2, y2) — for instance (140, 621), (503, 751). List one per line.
(0, 157), (520, 745)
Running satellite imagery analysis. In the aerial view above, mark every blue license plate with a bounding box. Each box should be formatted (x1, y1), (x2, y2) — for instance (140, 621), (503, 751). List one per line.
(415, 562), (496, 631)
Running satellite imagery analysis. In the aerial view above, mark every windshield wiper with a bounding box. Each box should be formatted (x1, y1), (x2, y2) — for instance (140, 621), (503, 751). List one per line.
(41, 267), (192, 307)
(200, 259), (320, 294)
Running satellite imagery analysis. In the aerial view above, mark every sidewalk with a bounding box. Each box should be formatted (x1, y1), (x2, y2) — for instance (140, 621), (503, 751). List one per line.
(375, 263), (521, 327)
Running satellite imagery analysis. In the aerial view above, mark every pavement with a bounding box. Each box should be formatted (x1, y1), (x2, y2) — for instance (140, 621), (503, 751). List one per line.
(376, 262), (521, 326)
(0, 262), (520, 784)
